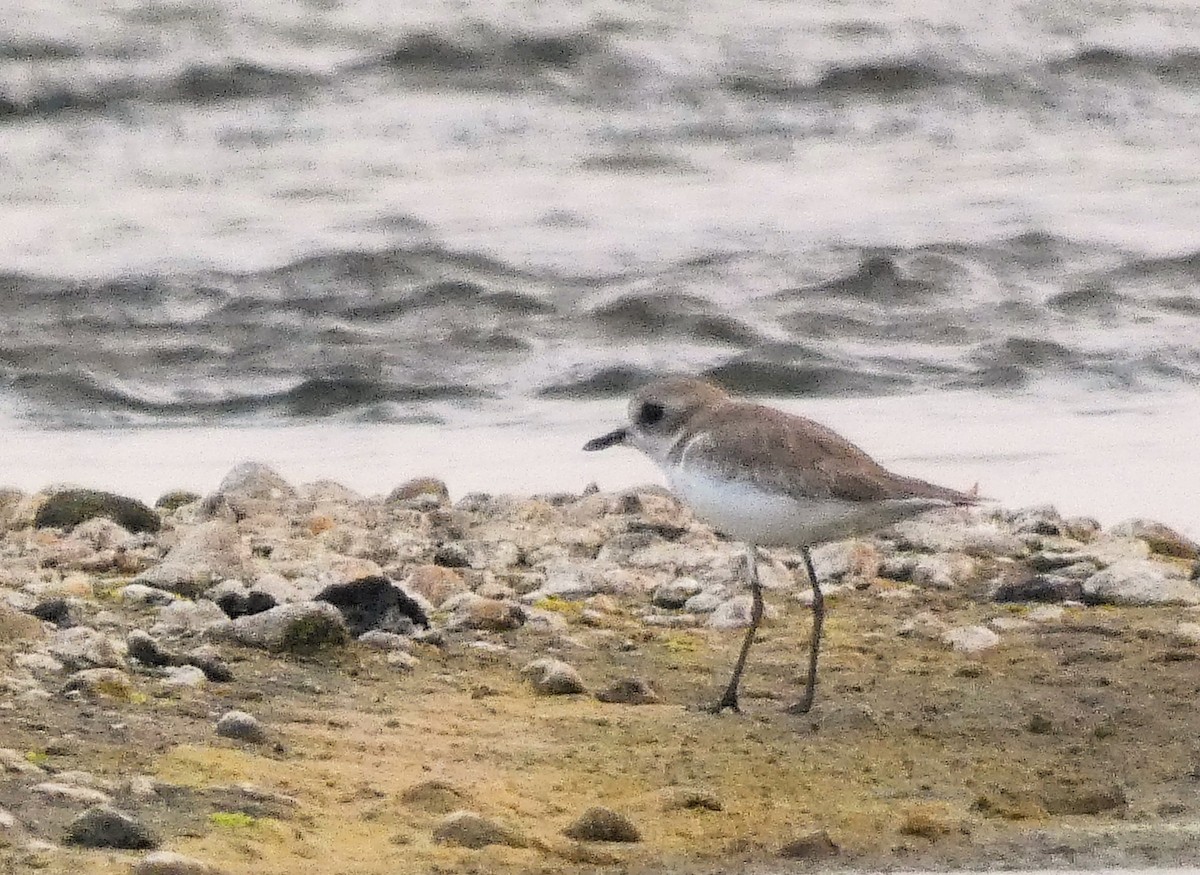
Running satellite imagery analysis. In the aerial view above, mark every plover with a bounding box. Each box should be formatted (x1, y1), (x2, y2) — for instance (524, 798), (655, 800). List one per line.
(584, 376), (977, 714)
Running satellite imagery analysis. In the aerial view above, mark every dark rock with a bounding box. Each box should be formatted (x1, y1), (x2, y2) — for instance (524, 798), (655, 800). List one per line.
(315, 575), (428, 636)
(179, 647), (233, 682)
(991, 573), (1083, 603)
(433, 542), (471, 568)
(387, 477), (449, 504)
(562, 806), (640, 843)
(36, 489), (160, 534)
(400, 780), (469, 814)
(215, 710), (266, 743)
(65, 805), (158, 849)
(154, 490), (201, 512)
(126, 630), (171, 667)
(432, 811), (526, 849)
(779, 829), (839, 860)
(595, 677), (660, 705)
(29, 597), (77, 627)
(215, 590), (277, 619)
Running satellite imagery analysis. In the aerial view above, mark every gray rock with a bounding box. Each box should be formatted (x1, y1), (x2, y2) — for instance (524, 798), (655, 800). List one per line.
(879, 554), (919, 582)
(33, 782), (112, 804)
(134, 521), (247, 598)
(386, 651), (419, 671)
(595, 677), (659, 705)
(132, 851), (228, 875)
(64, 668), (136, 699)
(432, 810), (526, 849)
(990, 572), (1083, 603)
(898, 611), (949, 640)
(941, 625), (1001, 653)
(447, 595), (525, 632)
(0, 806), (14, 829)
(14, 652), (63, 673)
(48, 626), (125, 670)
(120, 584), (178, 607)
(521, 658), (586, 695)
(1110, 519), (1200, 560)
(683, 587), (728, 613)
(153, 599), (228, 633)
(212, 601), (348, 653)
(1082, 560), (1200, 606)
(212, 461), (296, 503)
(64, 805), (157, 849)
(808, 541), (883, 581)
(911, 554), (977, 589)
(562, 806), (640, 843)
(215, 710), (267, 743)
(357, 630), (413, 650)
(708, 594), (772, 630)
(651, 577), (702, 609)
(126, 630), (171, 666)
(161, 666), (207, 688)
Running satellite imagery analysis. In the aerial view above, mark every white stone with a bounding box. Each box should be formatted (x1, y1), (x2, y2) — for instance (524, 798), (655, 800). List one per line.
(941, 625), (1001, 653)
(152, 599), (228, 633)
(1083, 559), (1199, 606)
(33, 782), (111, 804)
(161, 666), (207, 688)
(120, 583), (177, 604)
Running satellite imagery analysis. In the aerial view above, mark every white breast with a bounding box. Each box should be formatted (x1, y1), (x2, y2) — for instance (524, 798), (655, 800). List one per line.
(666, 464), (947, 548)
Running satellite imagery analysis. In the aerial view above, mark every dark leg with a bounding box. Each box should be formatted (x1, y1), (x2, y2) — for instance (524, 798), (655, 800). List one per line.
(707, 544), (764, 714)
(786, 546), (824, 715)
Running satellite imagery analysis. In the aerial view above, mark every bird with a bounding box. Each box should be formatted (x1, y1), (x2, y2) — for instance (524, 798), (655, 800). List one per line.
(583, 376), (977, 714)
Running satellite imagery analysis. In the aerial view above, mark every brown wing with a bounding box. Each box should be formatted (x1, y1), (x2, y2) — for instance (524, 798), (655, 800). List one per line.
(684, 402), (976, 504)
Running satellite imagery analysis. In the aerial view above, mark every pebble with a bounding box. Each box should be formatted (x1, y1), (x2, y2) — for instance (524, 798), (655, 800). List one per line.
(432, 810), (526, 849)
(0, 806), (14, 829)
(64, 805), (157, 849)
(1082, 559), (1200, 606)
(562, 806), (640, 843)
(215, 710), (267, 743)
(132, 851), (229, 875)
(521, 658), (586, 695)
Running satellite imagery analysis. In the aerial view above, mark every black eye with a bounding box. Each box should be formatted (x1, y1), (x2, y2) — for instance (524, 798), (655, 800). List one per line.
(637, 402), (665, 427)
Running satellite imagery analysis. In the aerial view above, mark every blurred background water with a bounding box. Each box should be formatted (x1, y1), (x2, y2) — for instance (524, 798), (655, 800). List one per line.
(2, 0), (1199, 531)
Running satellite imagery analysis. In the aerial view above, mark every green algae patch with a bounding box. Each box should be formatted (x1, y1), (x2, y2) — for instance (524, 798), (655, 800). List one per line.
(278, 612), (349, 655)
(209, 811), (258, 829)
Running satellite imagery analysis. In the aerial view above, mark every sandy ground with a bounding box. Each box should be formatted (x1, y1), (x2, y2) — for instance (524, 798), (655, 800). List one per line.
(5, 580), (1200, 875)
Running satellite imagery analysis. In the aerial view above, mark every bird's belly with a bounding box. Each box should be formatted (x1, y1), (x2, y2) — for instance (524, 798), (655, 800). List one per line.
(667, 466), (935, 547)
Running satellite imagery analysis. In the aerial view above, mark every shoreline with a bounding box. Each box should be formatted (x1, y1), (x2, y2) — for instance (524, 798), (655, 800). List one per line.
(2, 463), (1200, 873)
(1, 387), (1198, 537)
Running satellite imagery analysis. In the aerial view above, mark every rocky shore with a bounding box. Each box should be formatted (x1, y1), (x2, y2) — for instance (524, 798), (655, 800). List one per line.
(2, 462), (1200, 875)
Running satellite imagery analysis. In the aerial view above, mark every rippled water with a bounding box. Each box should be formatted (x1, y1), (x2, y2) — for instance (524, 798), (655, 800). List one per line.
(2, 0), (1199, 530)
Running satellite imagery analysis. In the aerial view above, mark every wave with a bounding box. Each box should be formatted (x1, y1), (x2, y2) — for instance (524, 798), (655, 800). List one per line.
(3, 236), (1200, 424)
(0, 60), (319, 120)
